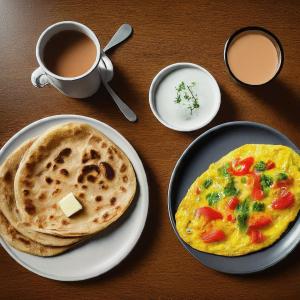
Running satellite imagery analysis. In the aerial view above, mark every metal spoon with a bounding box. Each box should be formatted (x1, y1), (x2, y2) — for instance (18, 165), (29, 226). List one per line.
(99, 53), (137, 122)
(104, 24), (133, 52)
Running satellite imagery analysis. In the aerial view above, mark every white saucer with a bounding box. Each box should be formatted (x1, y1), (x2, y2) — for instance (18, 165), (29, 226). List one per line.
(0, 115), (149, 281)
(149, 63), (221, 132)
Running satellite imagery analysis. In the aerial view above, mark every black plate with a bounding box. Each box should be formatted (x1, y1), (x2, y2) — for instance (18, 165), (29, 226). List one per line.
(168, 121), (300, 274)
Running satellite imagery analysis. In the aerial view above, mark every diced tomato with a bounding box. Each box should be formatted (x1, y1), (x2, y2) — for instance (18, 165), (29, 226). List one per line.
(272, 191), (295, 209)
(252, 174), (264, 200)
(195, 207), (223, 220)
(266, 160), (275, 170)
(248, 229), (265, 244)
(227, 196), (239, 210)
(227, 214), (236, 222)
(249, 215), (272, 229)
(201, 230), (226, 243)
(277, 188), (289, 198)
(228, 157), (254, 176)
(252, 189), (264, 200)
(195, 186), (201, 195)
(276, 178), (293, 189)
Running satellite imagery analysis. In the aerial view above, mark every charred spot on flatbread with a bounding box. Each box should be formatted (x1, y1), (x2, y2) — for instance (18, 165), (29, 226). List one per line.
(24, 199), (36, 215)
(95, 196), (102, 202)
(60, 168), (69, 176)
(100, 162), (115, 180)
(110, 197), (116, 206)
(45, 176), (53, 184)
(54, 148), (72, 164)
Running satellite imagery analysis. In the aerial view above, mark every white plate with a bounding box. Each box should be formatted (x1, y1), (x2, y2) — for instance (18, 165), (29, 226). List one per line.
(0, 115), (149, 281)
(149, 62), (221, 132)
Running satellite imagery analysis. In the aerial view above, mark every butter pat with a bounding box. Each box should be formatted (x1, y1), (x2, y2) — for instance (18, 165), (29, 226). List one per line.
(58, 193), (82, 217)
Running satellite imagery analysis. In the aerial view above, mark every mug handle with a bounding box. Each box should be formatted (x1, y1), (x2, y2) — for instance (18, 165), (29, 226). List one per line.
(31, 67), (49, 88)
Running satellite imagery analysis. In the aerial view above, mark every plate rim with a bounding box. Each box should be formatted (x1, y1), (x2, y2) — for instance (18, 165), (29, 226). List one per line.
(0, 114), (149, 281)
(168, 121), (299, 274)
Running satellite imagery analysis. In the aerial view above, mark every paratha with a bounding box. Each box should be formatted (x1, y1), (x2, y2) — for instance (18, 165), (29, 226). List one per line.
(0, 139), (80, 246)
(176, 144), (300, 256)
(14, 122), (136, 237)
(0, 211), (68, 256)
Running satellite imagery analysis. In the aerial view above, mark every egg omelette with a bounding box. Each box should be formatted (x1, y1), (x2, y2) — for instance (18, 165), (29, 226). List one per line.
(175, 144), (300, 256)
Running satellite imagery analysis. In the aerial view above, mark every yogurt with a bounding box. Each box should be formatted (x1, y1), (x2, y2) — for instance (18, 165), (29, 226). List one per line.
(151, 64), (220, 131)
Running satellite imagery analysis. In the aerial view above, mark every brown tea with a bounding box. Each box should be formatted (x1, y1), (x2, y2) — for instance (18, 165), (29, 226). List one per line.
(43, 30), (96, 78)
(227, 32), (279, 85)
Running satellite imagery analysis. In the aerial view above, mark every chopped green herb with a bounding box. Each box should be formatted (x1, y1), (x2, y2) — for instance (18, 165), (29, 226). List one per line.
(202, 179), (213, 189)
(254, 161), (266, 172)
(237, 214), (248, 232)
(252, 202), (265, 212)
(175, 94), (181, 104)
(277, 173), (288, 181)
(206, 192), (221, 206)
(193, 101), (200, 110)
(218, 162), (230, 177)
(262, 174), (273, 186)
(261, 174), (273, 195)
(241, 177), (247, 184)
(224, 177), (239, 197)
(176, 81), (186, 92)
(236, 198), (249, 231)
(237, 198), (249, 213)
(174, 81), (200, 115)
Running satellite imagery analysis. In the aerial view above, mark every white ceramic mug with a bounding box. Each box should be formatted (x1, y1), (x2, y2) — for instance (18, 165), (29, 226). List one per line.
(31, 21), (102, 98)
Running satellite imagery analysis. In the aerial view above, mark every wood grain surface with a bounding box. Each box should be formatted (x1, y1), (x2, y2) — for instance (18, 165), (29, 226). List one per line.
(0, 0), (299, 299)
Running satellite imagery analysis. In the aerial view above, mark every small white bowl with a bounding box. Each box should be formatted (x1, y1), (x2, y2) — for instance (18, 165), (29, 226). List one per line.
(149, 62), (221, 132)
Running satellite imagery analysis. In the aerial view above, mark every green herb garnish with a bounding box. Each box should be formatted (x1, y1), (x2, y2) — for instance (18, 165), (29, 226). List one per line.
(241, 177), (247, 184)
(261, 174), (273, 195)
(261, 174), (273, 187)
(206, 192), (221, 206)
(237, 214), (248, 232)
(277, 172), (288, 181)
(224, 177), (239, 197)
(236, 198), (250, 231)
(218, 162), (230, 177)
(254, 161), (266, 172)
(175, 81), (200, 115)
(176, 81), (185, 93)
(202, 179), (213, 189)
(252, 202), (265, 212)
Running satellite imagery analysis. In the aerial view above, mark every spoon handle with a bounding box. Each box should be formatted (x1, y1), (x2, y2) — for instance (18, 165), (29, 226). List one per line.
(103, 24), (133, 52)
(104, 82), (137, 122)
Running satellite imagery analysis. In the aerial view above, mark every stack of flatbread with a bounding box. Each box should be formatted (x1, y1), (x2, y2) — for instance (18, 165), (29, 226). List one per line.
(0, 123), (136, 256)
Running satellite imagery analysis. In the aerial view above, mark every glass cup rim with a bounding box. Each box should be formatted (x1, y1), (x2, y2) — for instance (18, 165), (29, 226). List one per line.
(36, 21), (101, 81)
(224, 26), (284, 87)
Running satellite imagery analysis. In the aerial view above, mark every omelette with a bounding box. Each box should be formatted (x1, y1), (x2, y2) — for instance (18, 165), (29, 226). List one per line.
(175, 144), (300, 256)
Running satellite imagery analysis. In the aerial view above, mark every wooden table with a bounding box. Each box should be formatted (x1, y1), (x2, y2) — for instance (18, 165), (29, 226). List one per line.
(0, 1), (299, 299)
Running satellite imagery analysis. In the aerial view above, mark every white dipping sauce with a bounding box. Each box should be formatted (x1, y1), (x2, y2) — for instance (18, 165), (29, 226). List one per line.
(154, 66), (220, 131)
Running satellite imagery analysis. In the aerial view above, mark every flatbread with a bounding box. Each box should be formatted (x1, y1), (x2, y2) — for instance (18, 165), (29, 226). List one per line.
(0, 139), (80, 246)
(0, 211), (68, 256)
(14, 123), (136, 237)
